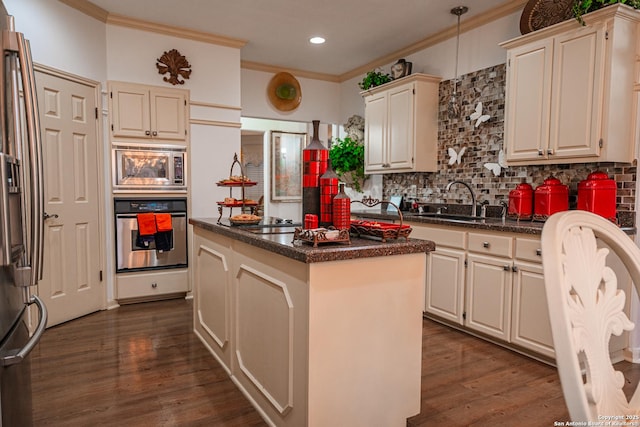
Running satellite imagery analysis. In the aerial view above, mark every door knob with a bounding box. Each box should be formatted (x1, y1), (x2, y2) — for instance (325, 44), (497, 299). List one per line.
(43, 212), (58, 220)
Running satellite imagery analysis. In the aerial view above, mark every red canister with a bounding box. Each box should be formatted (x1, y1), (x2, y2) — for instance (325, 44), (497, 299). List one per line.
(577, 171), (617, 221)
(332, 183), (350, 229)
(534, 177), (569, 221)
(508, 183), (533, 219)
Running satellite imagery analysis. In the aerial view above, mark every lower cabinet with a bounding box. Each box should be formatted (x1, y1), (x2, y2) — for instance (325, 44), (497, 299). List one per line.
(465, 253), (513, 341)
(410, 220), (634, 362)
(116, 268), (188, 301)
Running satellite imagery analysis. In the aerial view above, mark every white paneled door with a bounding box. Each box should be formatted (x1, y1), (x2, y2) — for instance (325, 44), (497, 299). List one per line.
(35, 69), (103, 327)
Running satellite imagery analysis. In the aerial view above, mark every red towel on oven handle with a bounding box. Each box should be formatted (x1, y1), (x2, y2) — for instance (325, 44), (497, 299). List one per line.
(155, 213), (173, 232)
(137, 213), (157, 236)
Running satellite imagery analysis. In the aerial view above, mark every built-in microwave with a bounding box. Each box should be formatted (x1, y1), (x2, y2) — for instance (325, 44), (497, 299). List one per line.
(112, 143), (187, 193)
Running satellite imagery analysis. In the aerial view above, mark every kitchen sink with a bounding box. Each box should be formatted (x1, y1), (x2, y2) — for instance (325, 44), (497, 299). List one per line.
(409, 212), (505, 224)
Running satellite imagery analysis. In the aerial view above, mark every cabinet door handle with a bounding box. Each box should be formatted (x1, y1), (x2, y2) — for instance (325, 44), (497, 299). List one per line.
(538, 149), (544, 156)
(145, 130), (151, 136)
(547, 148), (553, 155)
(535, 248), (542, 256)
(512, 265), (519, 273)
(503, 265), (510, 271)
(482, 241), (490, 248)
(152, 131), (158, 137)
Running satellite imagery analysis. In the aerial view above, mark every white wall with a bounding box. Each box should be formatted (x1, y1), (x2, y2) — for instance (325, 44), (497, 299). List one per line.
(241, 68), (341, 125)
(339, 11), (522, 119)
(5, 0), (107, 83)
(106, 25), (243, 219)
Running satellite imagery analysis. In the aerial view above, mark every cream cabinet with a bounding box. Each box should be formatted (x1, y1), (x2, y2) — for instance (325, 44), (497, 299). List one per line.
(408, 220), (634, 361)
(501, 5), (639, 165)
(109, 81), (189, 141)
(511, 237), (554, 358)
(412, 225), (466, 324)
(465, 232), (514, 341)
(362, 73), (440, 173)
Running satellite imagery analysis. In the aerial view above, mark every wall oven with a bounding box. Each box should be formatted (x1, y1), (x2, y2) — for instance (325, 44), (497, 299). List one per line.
(112, 143), (186, 193)
(115, 198), (188, 272)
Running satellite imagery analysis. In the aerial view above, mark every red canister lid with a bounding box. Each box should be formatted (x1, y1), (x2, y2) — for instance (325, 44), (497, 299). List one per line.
(512, 183), (533, 195)
(578, 171), (616, 190)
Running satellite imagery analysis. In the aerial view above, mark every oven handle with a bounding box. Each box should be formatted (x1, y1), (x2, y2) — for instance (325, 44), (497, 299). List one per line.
(115, 213), (186, 219)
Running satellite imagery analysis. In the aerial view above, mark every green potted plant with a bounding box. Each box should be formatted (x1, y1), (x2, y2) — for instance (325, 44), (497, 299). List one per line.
(573, 0), (640, 24)
(329, 136), (367, 192)
(358, 69), (391, 91)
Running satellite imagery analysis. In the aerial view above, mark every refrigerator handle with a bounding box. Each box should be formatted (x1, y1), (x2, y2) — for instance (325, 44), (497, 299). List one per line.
(16, 33), (44, 286)
(0, 295), (47, 367)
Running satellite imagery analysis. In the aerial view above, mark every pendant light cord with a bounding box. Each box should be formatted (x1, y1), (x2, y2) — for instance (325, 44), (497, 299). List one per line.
(451, 6), (468, 95)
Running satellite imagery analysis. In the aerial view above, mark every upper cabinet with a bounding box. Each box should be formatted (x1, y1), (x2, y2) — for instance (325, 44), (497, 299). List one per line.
(362, 73), (440, 173)
(501, 5), (639, 165)
(109, 81), (189, 142)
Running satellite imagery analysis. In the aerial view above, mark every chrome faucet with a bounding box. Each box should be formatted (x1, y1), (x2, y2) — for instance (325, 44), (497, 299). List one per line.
(445, 180), (477, 217)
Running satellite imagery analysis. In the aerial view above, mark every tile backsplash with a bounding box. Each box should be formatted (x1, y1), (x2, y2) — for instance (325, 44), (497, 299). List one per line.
(382, 63), (637, 217)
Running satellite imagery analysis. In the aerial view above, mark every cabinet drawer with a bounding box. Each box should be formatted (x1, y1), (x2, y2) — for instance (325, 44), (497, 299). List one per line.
(409, 224), (466, 249)
(468, 232), (513, 258)
(117, 268), (188, 299)
(515, 237), (543, 263)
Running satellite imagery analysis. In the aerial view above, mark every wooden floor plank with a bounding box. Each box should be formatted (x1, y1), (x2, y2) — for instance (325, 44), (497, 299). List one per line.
(30, 298), (640, 426)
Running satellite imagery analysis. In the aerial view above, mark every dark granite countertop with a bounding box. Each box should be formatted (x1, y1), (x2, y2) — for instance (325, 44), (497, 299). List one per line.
(190, 218), (435, 264)
(351, 210), (636, 236)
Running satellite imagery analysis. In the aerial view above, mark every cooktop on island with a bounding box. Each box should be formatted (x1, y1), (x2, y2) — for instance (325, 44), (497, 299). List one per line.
(219, 216), (301, 234)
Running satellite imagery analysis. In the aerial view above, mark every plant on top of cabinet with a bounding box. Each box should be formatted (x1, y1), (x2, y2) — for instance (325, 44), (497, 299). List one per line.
(573, 0), (640, 24)
(358, 69), (392, 90)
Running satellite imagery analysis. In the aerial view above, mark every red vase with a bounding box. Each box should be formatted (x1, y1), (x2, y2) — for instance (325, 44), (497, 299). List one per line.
(302, 120), (328, 218)
(319, 159), (339, 226)
(332, 183), (350, 230)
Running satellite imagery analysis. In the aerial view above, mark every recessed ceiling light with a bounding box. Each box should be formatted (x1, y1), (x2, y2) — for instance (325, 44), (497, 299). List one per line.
(309, 36), (325, 44)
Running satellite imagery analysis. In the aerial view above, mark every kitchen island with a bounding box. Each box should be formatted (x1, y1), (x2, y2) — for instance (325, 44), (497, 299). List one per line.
(189, 218), (434, 427)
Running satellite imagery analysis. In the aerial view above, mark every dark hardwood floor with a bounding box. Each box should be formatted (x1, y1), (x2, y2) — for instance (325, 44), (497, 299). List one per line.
(30, 298), (638, 426)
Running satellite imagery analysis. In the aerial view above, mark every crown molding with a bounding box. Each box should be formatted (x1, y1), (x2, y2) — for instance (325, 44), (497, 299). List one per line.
(338, 0), (528, 82)
(58, 0), (108, 22)
(241, 61), (341, 83)
(106, 13), (247, 48)
(60, 0), (526, 83)
(58, 0), (247, 48)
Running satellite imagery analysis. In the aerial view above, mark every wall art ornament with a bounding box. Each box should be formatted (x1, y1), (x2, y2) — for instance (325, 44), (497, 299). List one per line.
(156, 49), (192, 85)
(470, 101), (491, 128)
(447, 146), (467, 166)
(483, 149), (508, 177)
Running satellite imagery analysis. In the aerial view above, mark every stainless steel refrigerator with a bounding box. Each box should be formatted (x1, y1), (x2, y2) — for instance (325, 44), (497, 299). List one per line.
(0, 1), (48, 425)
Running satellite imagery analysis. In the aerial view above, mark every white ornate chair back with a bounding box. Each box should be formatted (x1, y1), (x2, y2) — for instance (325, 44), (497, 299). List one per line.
(541, 210), (640, 421)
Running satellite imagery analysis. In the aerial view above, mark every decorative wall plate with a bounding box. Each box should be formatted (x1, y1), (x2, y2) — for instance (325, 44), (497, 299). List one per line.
(520, 0), (575, 34)
(267, 72), (302, 111)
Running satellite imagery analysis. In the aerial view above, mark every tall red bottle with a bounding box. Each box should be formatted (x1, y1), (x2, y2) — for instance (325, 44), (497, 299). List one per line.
(302, 120), (328, 219)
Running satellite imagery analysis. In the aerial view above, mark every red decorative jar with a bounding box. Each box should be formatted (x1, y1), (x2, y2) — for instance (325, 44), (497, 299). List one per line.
(577, 171), (617, 222)
(508, 183), (533, 220)
(534, 177), (569, 221)
(319, 159), (339, 226)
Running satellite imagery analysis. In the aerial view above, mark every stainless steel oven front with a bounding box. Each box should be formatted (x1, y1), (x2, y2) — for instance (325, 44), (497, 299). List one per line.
(112, 143), (186, 193)
(115, 198), (188, 272)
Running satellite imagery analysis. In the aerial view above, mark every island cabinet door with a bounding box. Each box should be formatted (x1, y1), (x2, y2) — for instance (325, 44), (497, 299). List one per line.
(192, 232), (234, 373)
(464, 253), (513, 341)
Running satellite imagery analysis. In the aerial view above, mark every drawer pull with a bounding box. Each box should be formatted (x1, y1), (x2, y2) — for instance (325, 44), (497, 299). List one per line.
(503, 265), (510, 271)
(151, 282), (158, 288)
(512, 265), (519, 273)
(536, 248), (542, 256)
(482, 241), (490, 248)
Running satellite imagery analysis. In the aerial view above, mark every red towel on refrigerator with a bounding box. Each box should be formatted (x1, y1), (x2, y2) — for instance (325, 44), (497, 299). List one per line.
(137, 213), (157, 236)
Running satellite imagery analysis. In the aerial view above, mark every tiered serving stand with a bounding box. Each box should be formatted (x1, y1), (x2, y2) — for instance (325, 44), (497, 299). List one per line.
(216, 153), (259, 224)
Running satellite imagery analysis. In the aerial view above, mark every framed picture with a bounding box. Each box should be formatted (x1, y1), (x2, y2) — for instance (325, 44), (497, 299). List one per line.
(271, 131), (306, 202)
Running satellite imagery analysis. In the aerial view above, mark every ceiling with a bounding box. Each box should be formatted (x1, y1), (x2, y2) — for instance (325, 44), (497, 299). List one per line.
(84, 0), (526, 80)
